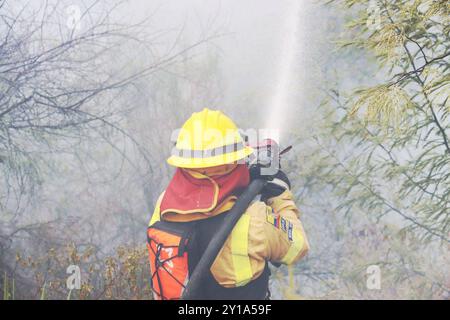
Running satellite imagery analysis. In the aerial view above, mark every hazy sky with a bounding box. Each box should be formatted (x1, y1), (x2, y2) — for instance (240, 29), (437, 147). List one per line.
(118, 0), (324, 134)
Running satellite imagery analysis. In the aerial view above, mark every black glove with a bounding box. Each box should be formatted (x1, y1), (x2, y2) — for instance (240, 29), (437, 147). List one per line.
(249, 165), (291, 201)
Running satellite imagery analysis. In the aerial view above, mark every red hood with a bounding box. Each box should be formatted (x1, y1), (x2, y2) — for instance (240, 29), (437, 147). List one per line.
(160, 164), (250, 219)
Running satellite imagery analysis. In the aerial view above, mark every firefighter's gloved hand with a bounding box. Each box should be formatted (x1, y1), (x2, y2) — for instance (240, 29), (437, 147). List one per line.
(260, 170), (291, 202)
(249, 165), (291, 201)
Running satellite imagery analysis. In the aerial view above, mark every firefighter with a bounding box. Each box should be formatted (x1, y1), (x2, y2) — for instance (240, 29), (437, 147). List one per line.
(146, 108), (309, 300)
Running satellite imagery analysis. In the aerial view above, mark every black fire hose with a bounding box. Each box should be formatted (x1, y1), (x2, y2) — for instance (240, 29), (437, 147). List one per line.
(181, 178), (267, 300)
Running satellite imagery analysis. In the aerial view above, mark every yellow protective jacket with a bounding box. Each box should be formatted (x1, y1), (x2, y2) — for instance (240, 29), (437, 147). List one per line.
(149, 188), (309, 288)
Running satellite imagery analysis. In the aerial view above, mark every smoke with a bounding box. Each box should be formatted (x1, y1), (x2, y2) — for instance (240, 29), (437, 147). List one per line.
(265, 0), (303, 142)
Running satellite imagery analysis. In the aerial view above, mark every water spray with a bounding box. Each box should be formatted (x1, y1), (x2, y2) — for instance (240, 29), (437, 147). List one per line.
(263, 2), (303, 297)
(265, 0), (302, 140)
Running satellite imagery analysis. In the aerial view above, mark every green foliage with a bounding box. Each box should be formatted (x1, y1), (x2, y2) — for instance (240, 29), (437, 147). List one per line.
(351, 84), (413, 126)
(317, 0), (450, 242)
(2, 272), (15, 300)
(291, 0), (450, 299)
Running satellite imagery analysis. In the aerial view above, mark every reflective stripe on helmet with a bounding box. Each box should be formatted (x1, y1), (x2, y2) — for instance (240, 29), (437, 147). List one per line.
(230, 214), (253, 287)
(173, 142), (245, 159)
(280, 228), (305, 265)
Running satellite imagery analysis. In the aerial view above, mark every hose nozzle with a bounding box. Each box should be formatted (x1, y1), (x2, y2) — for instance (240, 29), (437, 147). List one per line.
(250, 139), (292, 173)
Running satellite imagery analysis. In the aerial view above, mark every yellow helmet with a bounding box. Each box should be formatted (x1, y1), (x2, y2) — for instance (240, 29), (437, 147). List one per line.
(167, 108), (253, 168)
